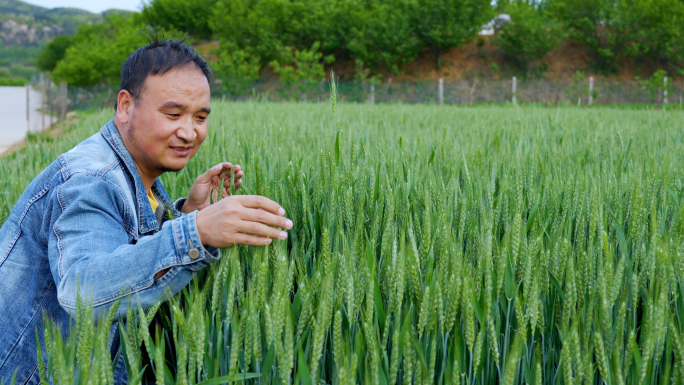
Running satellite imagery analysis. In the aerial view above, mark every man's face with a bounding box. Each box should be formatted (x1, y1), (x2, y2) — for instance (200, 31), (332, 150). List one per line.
(116, 64), (211, 179)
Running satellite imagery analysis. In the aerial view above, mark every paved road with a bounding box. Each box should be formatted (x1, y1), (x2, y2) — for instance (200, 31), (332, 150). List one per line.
(0, 86), (49, 154)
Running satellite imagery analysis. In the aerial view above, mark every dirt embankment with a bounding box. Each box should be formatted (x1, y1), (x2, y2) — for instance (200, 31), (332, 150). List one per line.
(198, 36), (673, 83)
(375, 36), (673, 82)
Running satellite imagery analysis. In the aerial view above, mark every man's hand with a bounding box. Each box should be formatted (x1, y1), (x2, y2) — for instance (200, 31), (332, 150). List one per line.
(196, 195), (293, 248)
(181, 162), (244, 213)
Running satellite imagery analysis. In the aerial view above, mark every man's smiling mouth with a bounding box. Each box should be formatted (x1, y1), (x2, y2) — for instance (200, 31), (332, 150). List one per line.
(170, 146), (192, 155)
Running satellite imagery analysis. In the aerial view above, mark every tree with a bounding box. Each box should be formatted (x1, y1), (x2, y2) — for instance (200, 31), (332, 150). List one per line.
(548, 0), (621, 73)
(284, 0), (348, 57)
(616, 0), (684, 72)
(494, 1), (565, 77)
(411, 0), (493, 73)
(550, 0), (684, 73)
(346, 0), (420, 77)
(210, 0), (344, 69)
(212, 40), (261, 99)
(270, 42), (333, 100)
(52, 16), (152, 86)
(209, 0), (291, 68)
(37, 35), (73, 73)
(140, 0), (216, 40)
(644, 69), (669, 103)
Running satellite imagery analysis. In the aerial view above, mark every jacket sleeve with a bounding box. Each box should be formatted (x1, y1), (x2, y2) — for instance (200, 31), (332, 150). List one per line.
(174, 197), (187, 213)
(48, 172), (221, 320)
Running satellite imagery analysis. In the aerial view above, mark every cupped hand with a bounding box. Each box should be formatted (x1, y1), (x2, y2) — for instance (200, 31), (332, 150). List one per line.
(195, 195), (293, 248)
(181, 162), (244, 213)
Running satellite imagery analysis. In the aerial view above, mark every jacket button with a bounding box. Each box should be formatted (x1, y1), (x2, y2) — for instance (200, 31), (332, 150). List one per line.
(189, 248), (200, 259)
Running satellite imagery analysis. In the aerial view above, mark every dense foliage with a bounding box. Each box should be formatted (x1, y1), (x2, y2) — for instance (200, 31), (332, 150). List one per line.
(50, 19), (185, 86)
(38, 0), (684, 90)
(546, 0), (684, 73)
(49, 16), (143, 86)
(495, 1), (566, 76)
(36, 35), (72, 73)
(3, 97), (684, 384)
(411, 0), (493, 73)
(140, 0), (215, 40)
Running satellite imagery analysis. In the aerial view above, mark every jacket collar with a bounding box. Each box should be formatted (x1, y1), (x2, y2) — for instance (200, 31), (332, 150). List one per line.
(100, 119), (165, 234)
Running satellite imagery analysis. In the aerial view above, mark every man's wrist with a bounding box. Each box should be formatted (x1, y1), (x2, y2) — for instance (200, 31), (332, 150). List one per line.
(174, 211), (220, 266)
(195, 209), (209, 247)
(180, 201), (193, 214)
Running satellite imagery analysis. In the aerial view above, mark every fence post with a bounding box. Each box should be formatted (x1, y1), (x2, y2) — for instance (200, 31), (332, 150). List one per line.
(439, 78), (444, 105)
(512, 76), (517, 105)
(370, 83), (375, 105)
(48, 80), (53, 126)
(41, 74), (45, 130)
(26, 84), (29, 131)
(657, 87), (663, 110)
(588, 76), (594, 105)
(57, 83), (61, 121)
(60, 83), (68, 120)
(469, 80), (478, 107)
(664, 76), (668, 104)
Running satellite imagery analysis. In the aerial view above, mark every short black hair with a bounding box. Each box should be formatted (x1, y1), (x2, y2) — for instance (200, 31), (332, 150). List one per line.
(115, 28), (211, 110)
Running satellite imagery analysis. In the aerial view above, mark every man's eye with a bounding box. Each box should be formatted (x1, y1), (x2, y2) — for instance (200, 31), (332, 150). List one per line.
(166, 113), (180, 118)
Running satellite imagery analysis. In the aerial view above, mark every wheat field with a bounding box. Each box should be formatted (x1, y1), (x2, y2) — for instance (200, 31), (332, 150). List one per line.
(3, 96), (684, 384)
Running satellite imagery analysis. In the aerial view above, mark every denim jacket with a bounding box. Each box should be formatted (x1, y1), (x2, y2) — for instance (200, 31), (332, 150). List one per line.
(0, 119), (221, 384)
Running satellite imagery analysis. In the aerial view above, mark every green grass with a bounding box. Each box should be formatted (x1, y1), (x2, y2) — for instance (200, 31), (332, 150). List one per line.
(3, 98), (684, 384)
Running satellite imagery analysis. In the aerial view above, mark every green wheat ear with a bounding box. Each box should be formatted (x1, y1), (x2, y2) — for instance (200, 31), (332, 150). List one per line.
(165, 202), (175, 220)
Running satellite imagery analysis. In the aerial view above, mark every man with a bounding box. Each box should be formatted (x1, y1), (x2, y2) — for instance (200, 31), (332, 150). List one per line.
(0, 36), (292, 384)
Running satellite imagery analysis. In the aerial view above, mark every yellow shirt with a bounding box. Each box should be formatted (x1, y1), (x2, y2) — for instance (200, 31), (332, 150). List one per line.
(147, 189), (159, 212)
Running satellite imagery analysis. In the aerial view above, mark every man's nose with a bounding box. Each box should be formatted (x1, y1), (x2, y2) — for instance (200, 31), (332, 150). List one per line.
(176, 117), (196, 142)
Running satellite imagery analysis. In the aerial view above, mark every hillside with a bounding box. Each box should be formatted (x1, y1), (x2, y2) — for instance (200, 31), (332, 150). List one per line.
(0, 0), (132, 46)
(0, 0), (136, 85)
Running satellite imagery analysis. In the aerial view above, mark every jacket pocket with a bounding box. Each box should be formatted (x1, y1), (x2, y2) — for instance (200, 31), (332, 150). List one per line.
(0, 185), (51, 268)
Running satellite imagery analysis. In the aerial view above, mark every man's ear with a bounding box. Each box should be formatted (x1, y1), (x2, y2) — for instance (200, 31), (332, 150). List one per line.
(115, 90), (133, 124)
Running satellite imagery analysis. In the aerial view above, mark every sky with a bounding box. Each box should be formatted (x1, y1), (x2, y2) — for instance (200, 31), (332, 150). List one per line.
(24, 0), (144, 14)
